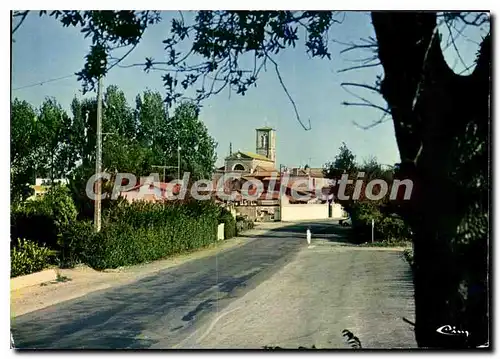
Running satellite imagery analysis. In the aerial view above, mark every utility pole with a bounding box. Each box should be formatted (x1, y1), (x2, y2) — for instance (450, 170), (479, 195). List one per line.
(152, 165), (178, 182)
(94, 76), (103, 232)
(371, 218), (375, 244)
(177, 139), (181, 180)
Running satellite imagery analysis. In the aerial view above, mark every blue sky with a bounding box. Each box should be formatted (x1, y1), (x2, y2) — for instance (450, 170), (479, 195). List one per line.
(11, 11), (487, 169)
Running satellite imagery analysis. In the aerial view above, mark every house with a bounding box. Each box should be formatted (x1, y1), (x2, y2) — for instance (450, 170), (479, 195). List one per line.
(120, 180), (182, 203)
(27, 178), (68, 200)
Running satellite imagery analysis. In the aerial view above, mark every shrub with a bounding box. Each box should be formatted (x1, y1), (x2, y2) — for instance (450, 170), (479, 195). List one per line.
(403, 247), (415, 270)
(377, 214), (412, 242)
(11, 185), (77, 250)
(349, 202), (411, 243)
(81, 200), (220, 270)
(219, 208), (236, 240)
(11, 238), (56, 278)
(236, 220), (244, 234)
(349, 202), (383, 243)
(58, 220), (95, 268)
(236, 218), (255, 235)
(11, 207), (58, 249)
(247, 219), (255, 229)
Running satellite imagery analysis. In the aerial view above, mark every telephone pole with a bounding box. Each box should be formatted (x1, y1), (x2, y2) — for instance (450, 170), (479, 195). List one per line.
(94, 76), (103, 232)
(177, 139), (181, 180)
(152, 165), (178, 182)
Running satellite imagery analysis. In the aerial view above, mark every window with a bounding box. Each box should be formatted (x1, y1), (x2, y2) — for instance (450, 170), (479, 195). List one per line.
(233, 164), (245, 171)
(260, 133), (268, 148)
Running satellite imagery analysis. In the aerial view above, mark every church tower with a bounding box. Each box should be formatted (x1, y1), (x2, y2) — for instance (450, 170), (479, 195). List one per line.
(255, 126), (276, 163)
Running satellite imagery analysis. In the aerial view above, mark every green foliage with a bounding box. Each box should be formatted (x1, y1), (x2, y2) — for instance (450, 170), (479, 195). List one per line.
(39, 11), (339, 108)
(11, 99), (38, 202)
(11, 238), (56, 278)
(323, 144), (407, 245)
(136, 89), (168, 154)
(11, 185), (77, 250)
(349, 202), (410, 244)
(103, 85), (137, 138)
(164, 101), (218, 180)
(35, 98), (75, 181)
(236, 218), (254, 234)
(219, 208), (236, 239)
(327, 142), (357, 176)
(403, 247), (415, 269)
(376, 214), (412, 242)
(58, 220), (95, 268)
(81, 200), (220, 270)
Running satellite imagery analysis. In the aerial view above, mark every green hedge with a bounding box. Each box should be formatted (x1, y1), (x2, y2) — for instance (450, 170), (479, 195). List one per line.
(12, 196), (228, 271)
(81, 200), (220, 270)
(58, 220), (95, 268)
(11, 238), (56, 278)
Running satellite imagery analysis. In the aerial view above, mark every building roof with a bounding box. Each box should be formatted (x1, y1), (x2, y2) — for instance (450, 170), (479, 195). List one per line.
(255, 165), (278, 172)
(256, 126), (275, 131)
(241, 151), (274, 162)
(286, 167), (325, 178)
(225, 151), (274, 162)
(122, 182), (171, 192)
(308, 168), (326, 178)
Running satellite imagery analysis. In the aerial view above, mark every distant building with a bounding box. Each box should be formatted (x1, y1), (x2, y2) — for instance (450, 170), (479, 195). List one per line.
(215, 126), (277, 177)
(212, 126), (345, 222)
(28, 178), (68, 200)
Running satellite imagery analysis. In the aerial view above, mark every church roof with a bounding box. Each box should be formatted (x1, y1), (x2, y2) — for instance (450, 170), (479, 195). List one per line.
(253, 165), (277, 173)
(242, 151), (274, 162)
(256, 126), (275, 131)
(225, 151), (273, 162)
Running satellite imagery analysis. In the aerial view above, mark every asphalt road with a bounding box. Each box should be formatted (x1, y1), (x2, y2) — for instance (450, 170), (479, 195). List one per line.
(192, 241), (416, 349)
(11, 221), (416, 349)
(11, 221), (334, 349)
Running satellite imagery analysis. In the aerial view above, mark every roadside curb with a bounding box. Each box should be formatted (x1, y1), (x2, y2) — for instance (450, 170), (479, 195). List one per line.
(11, 269), (58, 291)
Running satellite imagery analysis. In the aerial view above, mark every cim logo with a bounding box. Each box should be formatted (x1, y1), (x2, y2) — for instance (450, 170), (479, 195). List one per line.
(436, 325), (470, 338)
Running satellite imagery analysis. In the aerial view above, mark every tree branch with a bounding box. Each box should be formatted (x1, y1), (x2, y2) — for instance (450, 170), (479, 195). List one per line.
(444, 18), (468, 72)
(107, 42), (141, 73)
(341, 101), (392, 116)
(341, 82), (380, 94)
(456, 12), (490, 27)
(337, 62), (381, 73)
(12, 10), (29, 34)
(266, 54), (311, 131)
(353, 112), (390, 130)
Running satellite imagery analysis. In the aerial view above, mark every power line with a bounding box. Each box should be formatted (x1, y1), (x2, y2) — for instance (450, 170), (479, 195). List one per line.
(12, 74), (75, 91)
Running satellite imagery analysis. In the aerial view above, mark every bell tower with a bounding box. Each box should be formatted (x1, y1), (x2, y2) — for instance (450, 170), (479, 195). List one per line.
(255, 126), (276, 162)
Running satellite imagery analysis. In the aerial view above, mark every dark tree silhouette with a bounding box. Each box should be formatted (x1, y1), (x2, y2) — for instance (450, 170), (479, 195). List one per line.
(372, 12), (490, 348)
(13, 10), (491, 348)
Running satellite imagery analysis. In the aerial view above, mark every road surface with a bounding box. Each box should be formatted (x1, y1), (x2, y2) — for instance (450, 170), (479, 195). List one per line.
(11, 221), (416, 349)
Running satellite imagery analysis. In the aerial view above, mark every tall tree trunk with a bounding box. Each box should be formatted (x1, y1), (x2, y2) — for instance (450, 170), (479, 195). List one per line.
(371, 12), (490, 348)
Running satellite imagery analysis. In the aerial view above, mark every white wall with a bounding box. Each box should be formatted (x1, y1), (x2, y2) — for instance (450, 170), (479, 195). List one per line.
(281, 203), (328, 221)
(331, 203), (345, 218)
(280, 202), (345, 221)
